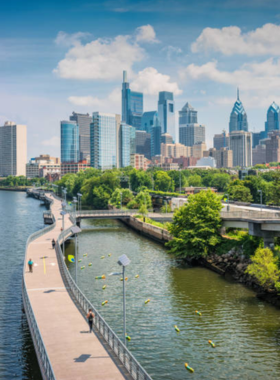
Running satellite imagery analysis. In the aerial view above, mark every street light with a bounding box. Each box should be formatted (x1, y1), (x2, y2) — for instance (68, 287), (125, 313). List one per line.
(62, 188), (67, 204)
(179, 169), (182, 194)
(225, 193), (230, 212)
(109, 254), (131, 345)
(258, 189), (263, 213)
(60, 210), (67, 255)
(72, 198), (78, 224)
(71, 225), (82, 283)
(120, 192), (122, 210)
(77, 193), (82, 214)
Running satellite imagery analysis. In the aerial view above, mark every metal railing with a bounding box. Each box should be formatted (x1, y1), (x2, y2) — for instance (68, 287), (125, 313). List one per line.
(221, 210), (280, 221)
(56, 227), (153, 380)
(76, 209), (140, 217)
(22, 193), (56, 380)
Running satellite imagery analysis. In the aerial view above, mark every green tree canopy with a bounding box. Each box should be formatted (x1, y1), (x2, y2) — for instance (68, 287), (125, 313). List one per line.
(188, 174), (202, 187)
(154, 171), (174, 192)
(228, 184), (253, 202)
(167, 190), (222, 258)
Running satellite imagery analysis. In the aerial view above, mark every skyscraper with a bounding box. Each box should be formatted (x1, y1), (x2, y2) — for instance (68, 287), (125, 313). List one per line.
(122, 71), (143, 129)
(151, 125), (162, 157)
(161, 133), (173, 144)
(70, 112), (92, 161)
(229, 89), (248, 133)
(90, 113), (120, 170)
(229, 131), (252, 167)
(135, 131), (151, 159)
(60, 121), (79, 163)
(0, 121), (27, 176)
(141, 111), (160, 134)
(179, 124), (205, 146)
(119, 122), (136, 168)
(213, 131), (229, 150)
(158, 91), (176, 142)
(179, 102), (197, 125)
(265, 102), (280, 134)
(265, 131), (280, 163)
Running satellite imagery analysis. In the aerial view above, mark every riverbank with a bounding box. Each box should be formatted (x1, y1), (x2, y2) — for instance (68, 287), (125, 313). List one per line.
(0, 186), (30, 191)
(125, 215), (280, 308)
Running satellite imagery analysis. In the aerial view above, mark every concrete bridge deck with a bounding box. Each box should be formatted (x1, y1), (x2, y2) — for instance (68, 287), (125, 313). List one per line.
(24, 196), (129, 380)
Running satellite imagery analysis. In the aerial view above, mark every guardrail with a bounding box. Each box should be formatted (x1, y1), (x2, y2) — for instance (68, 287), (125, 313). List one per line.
(56, 227), (153, 380)
(22, 193), (56, 380)
(76, 209), (140, 217)
(221, 210), (280, 220)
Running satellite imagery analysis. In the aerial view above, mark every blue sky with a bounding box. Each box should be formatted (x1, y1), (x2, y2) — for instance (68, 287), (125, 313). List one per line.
(1, 0), (280, 158)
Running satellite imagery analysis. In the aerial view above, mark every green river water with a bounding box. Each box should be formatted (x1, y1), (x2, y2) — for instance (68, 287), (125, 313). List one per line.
(65, 218), (280, 380)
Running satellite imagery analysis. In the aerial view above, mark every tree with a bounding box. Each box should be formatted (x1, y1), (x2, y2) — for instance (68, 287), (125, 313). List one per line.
(188, 174), (202, 187)
(246, 248), (280, 289)
(228, 185), (253, 202)
(154, 171), (174, 192)
(110, 188), (133, 208)
(167, 190), (222, 258)
(130, 169), (152, 191)
(243, 176), (268, 204)
(267, 171), (280, 206)
(167, 170), (188, 190)
(139, 204), (148, 220)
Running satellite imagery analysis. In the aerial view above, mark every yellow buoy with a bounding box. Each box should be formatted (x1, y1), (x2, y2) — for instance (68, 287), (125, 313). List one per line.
(108, 254), (112, 257)
(88, 263), (92, 266)
(126, 335), (131, 341)
(145, 299), (150, 304)
(120, 277), (128, 281)
(81, 266), (85, 270)
(102, 285), (107, 290)
(101, 256), (105, 259)
(95, 275), (106, 280)
(208, 340), (216, 348)
(102, 300), (108, 306)
(195, 310), (202, 316)
(135, 274), (139, 278)
(83, 253), (87, 257)
(174, 325), (180, 333)
(185, 363), (194, 373)
(78, 259), (82, 263)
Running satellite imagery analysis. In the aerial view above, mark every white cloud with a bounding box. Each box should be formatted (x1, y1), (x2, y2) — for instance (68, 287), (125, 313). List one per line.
(41, 136), (60, 147)
(161, 46), (182, 60)
(179, 58), (280, 91)
(135, 25), (159, 43)
(131, 67), (182, 95)
(68, 88), (121, 111)
(55, 31), (91, 47)
(53, 34), (145, 80)
(192, 23), (280, 56)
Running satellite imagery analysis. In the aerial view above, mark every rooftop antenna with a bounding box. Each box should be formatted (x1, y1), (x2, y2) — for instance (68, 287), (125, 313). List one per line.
(123, 70), (127, 83)
(237, 87), (240, 101)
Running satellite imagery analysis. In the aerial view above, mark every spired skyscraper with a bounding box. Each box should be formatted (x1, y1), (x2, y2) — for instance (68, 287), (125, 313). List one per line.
(265, 102), (280, 134)
(122, 71), (143, 129)
(229, 89), (248, 133)
(158, 91), (176, 142)
(179, 102), (197, 125)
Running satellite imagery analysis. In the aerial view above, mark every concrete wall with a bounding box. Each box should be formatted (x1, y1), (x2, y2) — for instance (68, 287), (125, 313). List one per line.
(123, 216), (172, 244)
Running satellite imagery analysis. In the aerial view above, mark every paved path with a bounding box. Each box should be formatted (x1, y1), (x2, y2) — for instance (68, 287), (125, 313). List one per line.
(25, 196), (127, 380)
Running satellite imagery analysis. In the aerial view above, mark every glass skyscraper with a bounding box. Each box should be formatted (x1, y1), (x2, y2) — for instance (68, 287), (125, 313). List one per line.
(60, 121), (79, 163)
(90, 113), (120, 170)
(265, 102), (280, 134)
(158, 91), (176, 142)
(151, 125), (161, 157)
(229, 89), (248, 133)
(119, 122), (136, 168)
(179, 103), (197, 125)
(141, 111), (160, 134)
(70, 112), (91, 161)
(122, 71), (143, 129)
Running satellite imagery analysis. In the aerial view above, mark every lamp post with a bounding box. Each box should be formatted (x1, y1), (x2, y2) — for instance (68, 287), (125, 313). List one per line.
(73, 198), (78, 224)
(109, 254), (131, 346)
(164, 200), (167, 213)
(60, 210), (67, 255)
(71, 226), (82, 283)
(120, 192), (122, 210)
(77, 193), (82, 214)
(179, 169), (181, 194)
(258, 189), (263, 213)
(62, 188), (67, 204)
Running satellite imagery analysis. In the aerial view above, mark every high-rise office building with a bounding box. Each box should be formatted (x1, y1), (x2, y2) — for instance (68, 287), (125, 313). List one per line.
(265, 102), (280, 134)
(206, 147), (233, 168)
(90, 113), (121, 170)
(70, 112), (92, 161)
(119, 123), (136, 168)
(179, 124), (205, 146)
(179, 103), (197, 125)
(252, 131), (267, 148)
(252, 144), (266, 166)
(122, 71), (143, 129)
(192, 142), (207, 159)
(0, 121), (27, 176)
(158, 91), (176, 142)
(229, 131), (252, 167)
(213, 131), (229, 150)
(161, 143), (191, 158)
(265, 131), (280, 163)
(60, 121), (79, 163)
(141, 111), (160, 134)
(151, 125), (162, 157)
(135, 131), (151, 159)
(161, 133), (173, 144)
(229, 89), (248, 133)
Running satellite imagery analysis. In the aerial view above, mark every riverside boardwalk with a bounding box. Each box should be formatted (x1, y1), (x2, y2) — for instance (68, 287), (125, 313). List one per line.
(24, 195), (128, 380)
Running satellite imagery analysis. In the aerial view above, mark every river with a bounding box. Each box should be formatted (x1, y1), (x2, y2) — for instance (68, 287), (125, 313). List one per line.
(65, 218), (280, 380)
(0, 191), (43, 380)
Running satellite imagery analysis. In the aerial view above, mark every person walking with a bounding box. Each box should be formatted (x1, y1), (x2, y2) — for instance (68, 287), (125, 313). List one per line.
(52, 239), (55, 249)
(86, 309), (95, 333)
(28, 258), (33, 273)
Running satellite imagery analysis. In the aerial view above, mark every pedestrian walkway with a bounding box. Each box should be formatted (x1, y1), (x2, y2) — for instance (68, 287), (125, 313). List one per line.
(25, 195), (127, 380)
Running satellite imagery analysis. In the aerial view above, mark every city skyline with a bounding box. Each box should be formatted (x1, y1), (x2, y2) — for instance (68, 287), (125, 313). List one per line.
(1, 0), (280, 158)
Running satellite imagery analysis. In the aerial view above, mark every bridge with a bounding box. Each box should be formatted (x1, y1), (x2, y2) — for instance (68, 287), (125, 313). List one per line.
(74, 206), (280, 247)
(23, 192), (152, 380)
